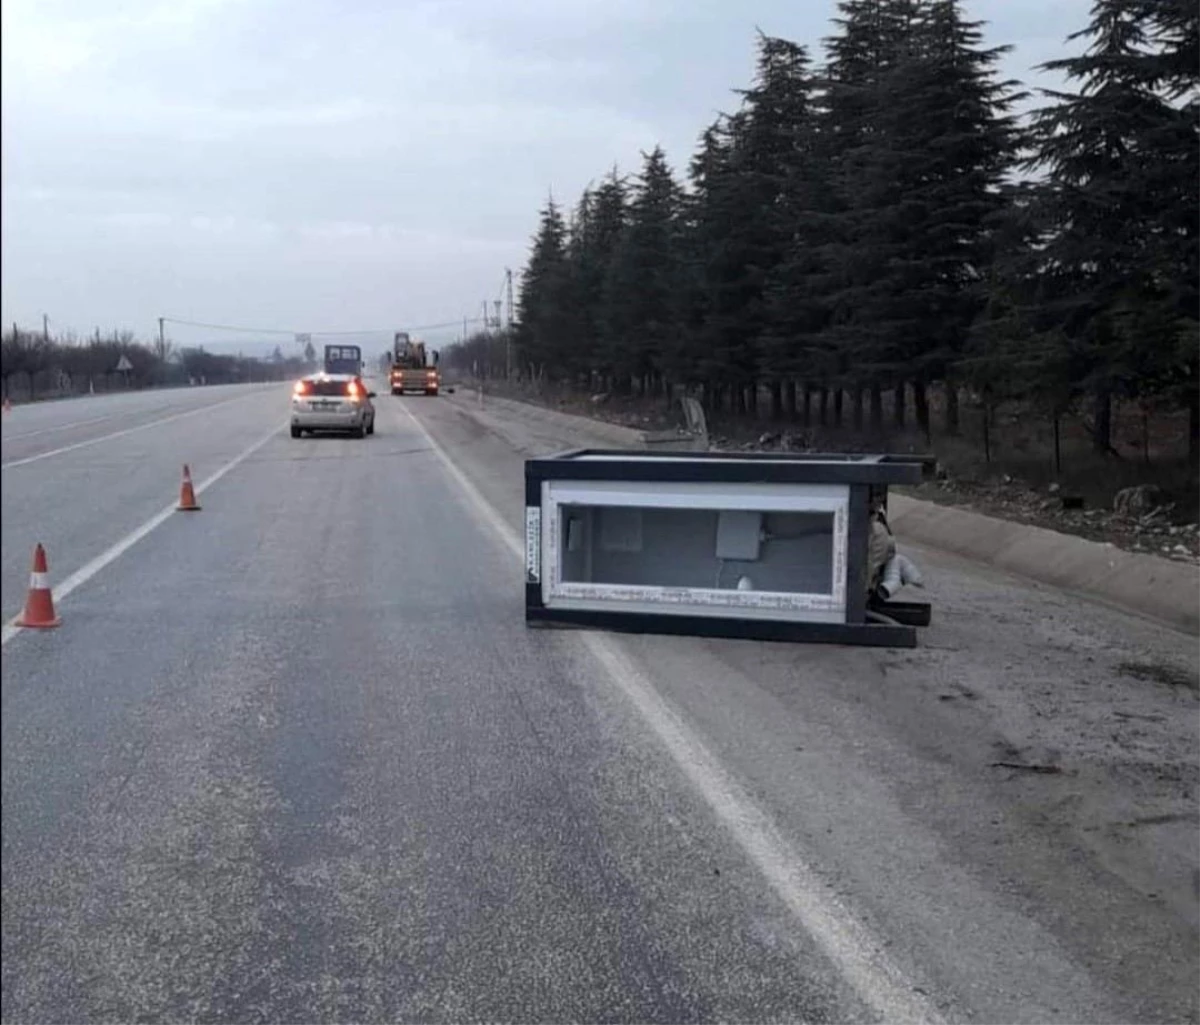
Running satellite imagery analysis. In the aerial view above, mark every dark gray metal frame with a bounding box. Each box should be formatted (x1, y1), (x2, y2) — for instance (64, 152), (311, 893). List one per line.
(525, 449), (933, 648)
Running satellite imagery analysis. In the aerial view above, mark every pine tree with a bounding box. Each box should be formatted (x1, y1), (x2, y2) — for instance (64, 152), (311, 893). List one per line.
(678, 121), (729, 397)
(605, 147), (683, 396)
(515, 198), (571, 380)
(1135, 0), (1199, 456)
(699, 34), (819, 418)
(816, 0), (921, 431)
(751, 35), (828, 421)
(873, 0), (1023, 435)
(567, 169), (627, 390)
(684, 114), (765, 413)
(1022, 0), (1198, 454)
(511, 4), (1194, 458)
(684, 72), (804, 419)
(1132, 0), (1198, 96)
(563, 187), (595, 383)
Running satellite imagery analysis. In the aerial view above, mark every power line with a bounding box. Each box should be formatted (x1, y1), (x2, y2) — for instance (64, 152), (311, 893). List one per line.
(305, 317), (488, 336)
(401, 317), (488, 334)
(160, 317), (296, 336)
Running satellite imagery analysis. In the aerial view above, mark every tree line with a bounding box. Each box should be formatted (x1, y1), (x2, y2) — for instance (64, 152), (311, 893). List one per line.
(495, 0), (1197, 459)
(1, 326), (311, 401)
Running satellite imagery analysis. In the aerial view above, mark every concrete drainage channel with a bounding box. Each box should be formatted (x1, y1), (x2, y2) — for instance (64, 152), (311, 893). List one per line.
(453, 387), (1199, 636)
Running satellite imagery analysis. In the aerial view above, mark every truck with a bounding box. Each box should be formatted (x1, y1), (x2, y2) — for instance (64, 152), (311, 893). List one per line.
(389, 332), (440, 395)
(323, 344), (363, 376)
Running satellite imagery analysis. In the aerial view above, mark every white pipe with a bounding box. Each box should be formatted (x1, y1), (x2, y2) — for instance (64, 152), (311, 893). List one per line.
(878, 553), (924, 599)
(897, 553), (924, 588)
(878, 555), (902, 599)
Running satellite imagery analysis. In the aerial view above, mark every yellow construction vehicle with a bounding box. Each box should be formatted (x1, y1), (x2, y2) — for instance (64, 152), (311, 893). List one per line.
(389, 332), (440, 395)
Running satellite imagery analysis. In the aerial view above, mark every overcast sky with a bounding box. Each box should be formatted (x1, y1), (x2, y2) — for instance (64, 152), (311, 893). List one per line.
(1, 0), (1091, 354)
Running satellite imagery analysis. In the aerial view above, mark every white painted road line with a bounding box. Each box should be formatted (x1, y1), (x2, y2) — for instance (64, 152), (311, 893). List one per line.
(1, 422), (283, 648)
(1, 412), (121, 443)
(0, 389), (272, 470)
(392, 401), (944, 1024)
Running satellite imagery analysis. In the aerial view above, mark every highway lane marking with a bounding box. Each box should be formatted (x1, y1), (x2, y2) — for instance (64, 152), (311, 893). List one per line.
(1, 422), (283, 648)
(1, 412), (121, 442)
(393, 400), (944, 1024)
(0, 388), (274, 470)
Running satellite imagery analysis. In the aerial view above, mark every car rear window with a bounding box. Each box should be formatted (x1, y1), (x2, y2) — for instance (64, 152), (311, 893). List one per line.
(306, 380), (352, 396)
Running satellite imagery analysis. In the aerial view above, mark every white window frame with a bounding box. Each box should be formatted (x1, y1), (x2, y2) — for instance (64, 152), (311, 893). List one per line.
(540, 480), (849, 623)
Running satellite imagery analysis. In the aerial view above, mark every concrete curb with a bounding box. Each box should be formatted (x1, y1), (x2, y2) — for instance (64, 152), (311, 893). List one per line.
(887, 496), (1199, 635)
(451, 388), (1200, 635)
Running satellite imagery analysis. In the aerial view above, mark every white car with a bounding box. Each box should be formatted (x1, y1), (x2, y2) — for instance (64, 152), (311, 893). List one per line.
(290, 373), (376, 438)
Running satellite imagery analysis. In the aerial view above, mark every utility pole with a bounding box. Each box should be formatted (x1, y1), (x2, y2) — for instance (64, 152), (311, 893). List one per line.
(158, 317), (165, 360)
(482, 301), (490, 333)
(504, 268), (516, 381)
(463, 316), (468, 342)
(42, 314), (49, 343)
(493, 300), (502, 332)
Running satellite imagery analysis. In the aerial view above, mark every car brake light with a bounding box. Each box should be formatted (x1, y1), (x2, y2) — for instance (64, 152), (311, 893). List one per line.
(293, 380), (309, 395)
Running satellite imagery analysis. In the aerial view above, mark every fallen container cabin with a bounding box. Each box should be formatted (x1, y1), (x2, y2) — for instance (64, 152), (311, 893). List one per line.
(524, 449), (933, 648)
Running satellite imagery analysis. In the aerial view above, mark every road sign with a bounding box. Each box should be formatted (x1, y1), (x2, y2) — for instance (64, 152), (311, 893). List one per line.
(114, 355), (133, 372)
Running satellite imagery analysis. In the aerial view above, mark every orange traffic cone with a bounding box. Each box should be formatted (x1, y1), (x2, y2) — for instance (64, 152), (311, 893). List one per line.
(177, 464), (201, 511)
(15, 544), (61, 628)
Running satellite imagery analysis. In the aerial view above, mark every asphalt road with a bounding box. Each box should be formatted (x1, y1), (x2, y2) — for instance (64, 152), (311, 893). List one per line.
(0, 384), (279, 625)
(2, 382), (1197, 1024)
